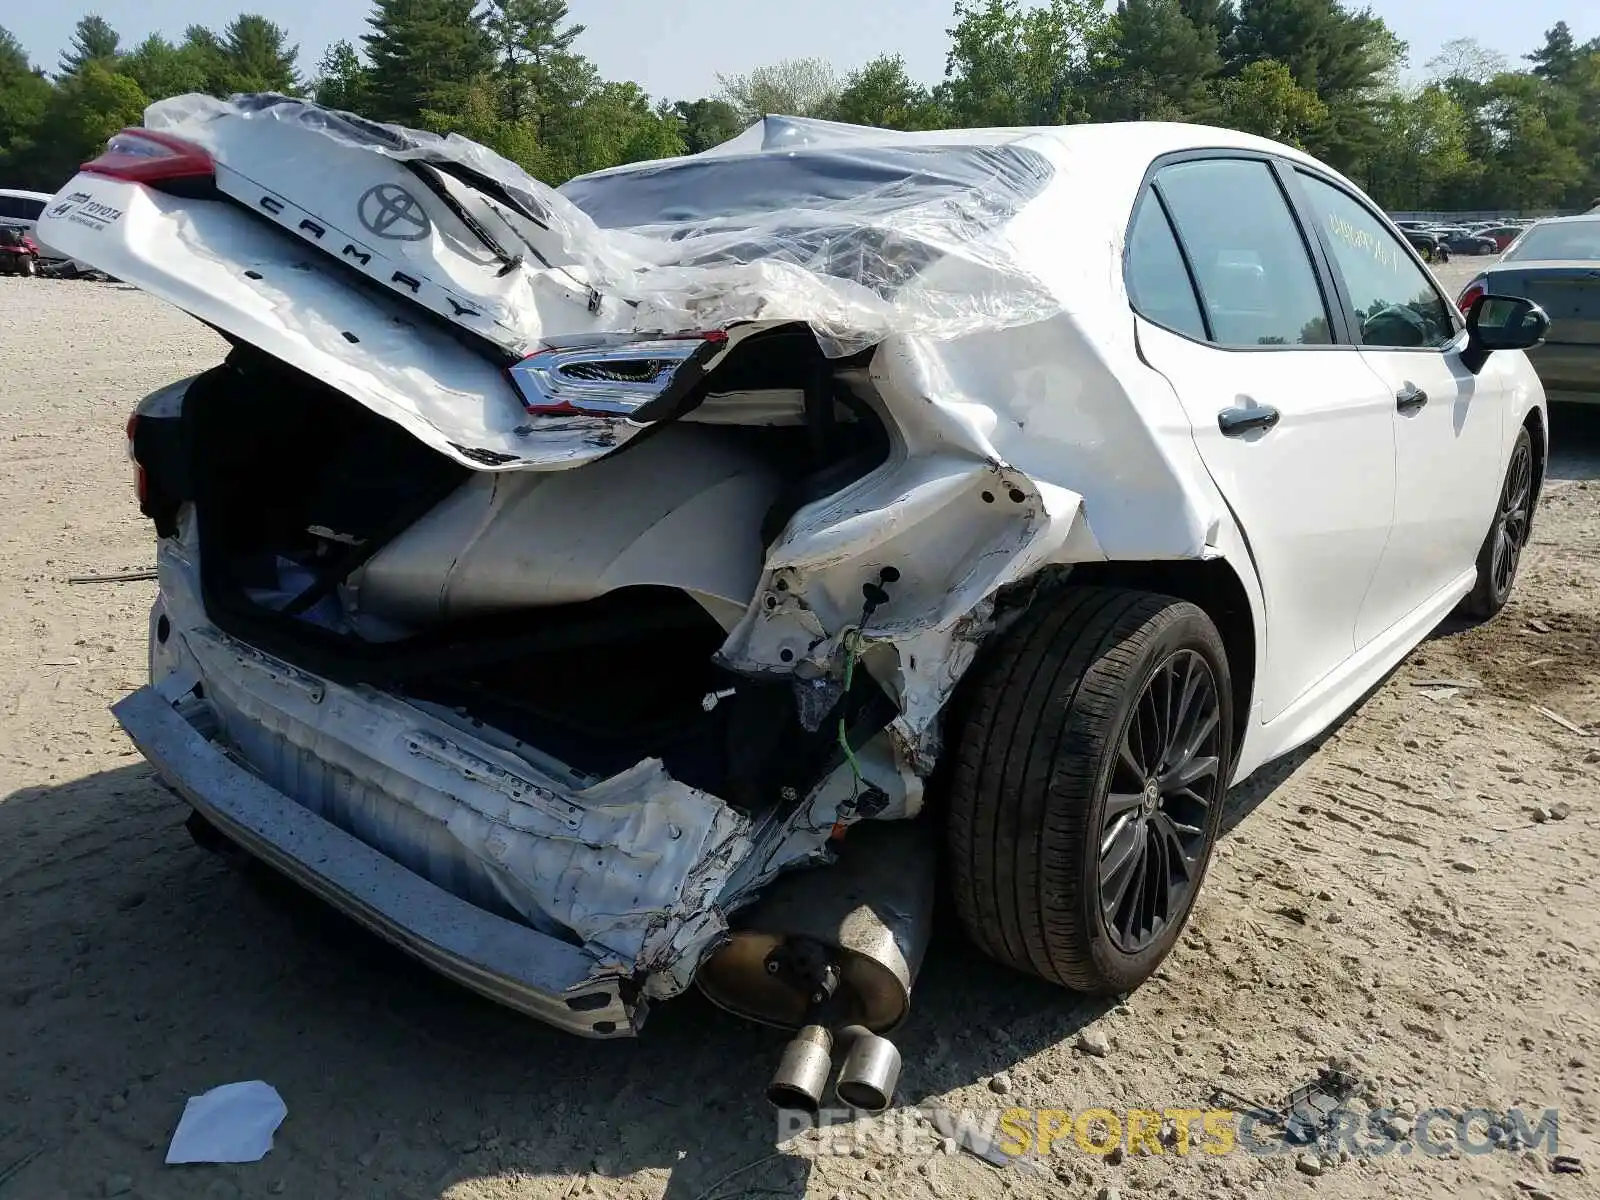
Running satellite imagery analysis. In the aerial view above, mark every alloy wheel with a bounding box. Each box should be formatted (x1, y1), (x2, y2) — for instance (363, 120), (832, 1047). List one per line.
(1491, 438), (1534, 597)
(1097, 649), (1223, 953)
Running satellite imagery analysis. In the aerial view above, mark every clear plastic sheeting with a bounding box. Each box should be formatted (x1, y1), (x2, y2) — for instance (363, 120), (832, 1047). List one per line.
(141, 95), (1062, 357)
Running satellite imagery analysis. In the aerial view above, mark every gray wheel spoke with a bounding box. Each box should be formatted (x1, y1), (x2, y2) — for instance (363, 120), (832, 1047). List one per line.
(1101, 813), (1142, 876)
(1163, 753), (1219, 791)
(1097, 647), (1224, 955)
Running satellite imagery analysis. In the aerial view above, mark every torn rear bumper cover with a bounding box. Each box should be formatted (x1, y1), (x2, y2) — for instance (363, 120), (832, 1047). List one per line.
(113, 685), (643, 1036)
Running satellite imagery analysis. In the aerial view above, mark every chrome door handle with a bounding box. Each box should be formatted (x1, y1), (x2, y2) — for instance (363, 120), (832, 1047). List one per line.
(1396, 385), (1429, 413)
(1217, 405), (1281, 437)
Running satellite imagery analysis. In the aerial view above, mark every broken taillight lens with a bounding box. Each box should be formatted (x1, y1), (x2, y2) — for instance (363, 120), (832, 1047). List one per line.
(126, 412), (147, 505)
(1457, 279), (1487, 314)
(508, 332), (728, 419)
(83, 129), (215, 184)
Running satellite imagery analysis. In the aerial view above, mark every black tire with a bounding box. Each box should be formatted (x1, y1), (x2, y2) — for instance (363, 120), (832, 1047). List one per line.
(944, 587), (1232, 994)
(1460, 427), (1535, 618)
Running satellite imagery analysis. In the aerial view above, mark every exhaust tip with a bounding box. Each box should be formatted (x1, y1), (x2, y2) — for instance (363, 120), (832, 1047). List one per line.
(835, 1028), (901, 1113)
(767, 1024), (834, 1111)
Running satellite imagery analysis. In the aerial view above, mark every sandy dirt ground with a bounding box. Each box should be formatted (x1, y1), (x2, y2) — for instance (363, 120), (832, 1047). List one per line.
(2, 267), (1599, 1200)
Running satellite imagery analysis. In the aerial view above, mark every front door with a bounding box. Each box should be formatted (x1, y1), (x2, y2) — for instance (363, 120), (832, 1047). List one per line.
(1288, 170), (1506, 643)
(1126, 156), (1397, 723)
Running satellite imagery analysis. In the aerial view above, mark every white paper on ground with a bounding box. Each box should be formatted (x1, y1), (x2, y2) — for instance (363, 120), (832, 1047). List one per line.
(165, 1081), (288, 1164)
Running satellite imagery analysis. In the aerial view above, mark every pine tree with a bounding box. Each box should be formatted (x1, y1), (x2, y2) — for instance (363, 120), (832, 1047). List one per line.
(362, 0), (492, 124)
(313, 40), (370, 112)
(482, 0), (584, 123)
(671, 98), (743, 153)
(222, 15), (300, 94)
(57, 14), (120, 78)
(1098, 0), (1222, 119)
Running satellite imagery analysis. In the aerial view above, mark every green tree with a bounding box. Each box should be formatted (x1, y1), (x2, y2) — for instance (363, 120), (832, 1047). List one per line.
(57, 14), (119, 78)
(1524, 22), (1600, 84)
(1226, 0), (1404, 171)
(716, 57), (841, 121)
(671, 97), (743, 152)
(31, 60), (148, 182)
(222, 15), (301, 94)
(1095, 0), (1221, 120)
(119, 35), (212, 101)
(178, 26), (235, 95)
(0, 27), (53, 184)
(831, 54), (942, 128)
(362, 0), (492, 123)
(312, 40), (370, 111)
(941, 0), (1110, 127)
(1362, 84), (1476, 209)
(561, 80), (684, 178)
(482, 0), (584, 125)
(1213, 57), (1326, 145)
(1179, 0), (1236, 42)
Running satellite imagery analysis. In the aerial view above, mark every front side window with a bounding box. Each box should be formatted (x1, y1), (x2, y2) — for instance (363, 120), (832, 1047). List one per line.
(1296, 173), (1456, 350)
(1154, 158), (1333, 347)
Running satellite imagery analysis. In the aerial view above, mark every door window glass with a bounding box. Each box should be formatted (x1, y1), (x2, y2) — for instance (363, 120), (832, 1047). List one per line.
(1155, 159), (1333, 347)
(1297, 173), (1457, 349)
(1126, 194), (1207, 340)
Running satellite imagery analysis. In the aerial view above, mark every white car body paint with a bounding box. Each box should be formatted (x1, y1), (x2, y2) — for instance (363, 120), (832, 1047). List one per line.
(47, 100), (1549, 1013)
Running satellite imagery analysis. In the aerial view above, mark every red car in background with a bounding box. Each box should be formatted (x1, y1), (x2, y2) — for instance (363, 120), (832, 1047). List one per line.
(0, 226), (40, 276)
(1477, 225), (1525, 252)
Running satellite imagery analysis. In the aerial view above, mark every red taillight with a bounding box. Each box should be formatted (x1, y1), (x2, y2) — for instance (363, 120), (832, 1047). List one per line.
(1457, 279), (1487, 314)
(83, 129), (214, 184)
(126, 412), (148, 505)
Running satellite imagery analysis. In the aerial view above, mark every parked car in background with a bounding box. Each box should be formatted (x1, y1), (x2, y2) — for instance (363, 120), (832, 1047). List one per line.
(0, 188), (51, 240)
(1402, 227), (1450, 262)
(0, 226), (41, 276)
(1431, 226), (1500, 255)
(1462, 215), (1600, 405)
(1475, 225), (1524, 252)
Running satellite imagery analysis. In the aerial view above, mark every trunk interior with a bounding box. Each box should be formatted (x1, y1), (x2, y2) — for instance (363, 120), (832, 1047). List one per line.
(180, 330), (894, 813)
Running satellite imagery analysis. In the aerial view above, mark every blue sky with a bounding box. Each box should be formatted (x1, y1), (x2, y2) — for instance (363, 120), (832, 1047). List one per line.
(9, 0), (1599, 98)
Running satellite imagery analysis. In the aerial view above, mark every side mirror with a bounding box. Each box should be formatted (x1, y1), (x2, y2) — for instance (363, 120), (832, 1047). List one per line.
(1461, 294), (1550, 373)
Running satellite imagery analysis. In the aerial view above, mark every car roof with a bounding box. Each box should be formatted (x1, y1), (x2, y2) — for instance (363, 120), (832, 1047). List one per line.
(571, 116), (1341, 192)
(1522, 213), (1600, 227)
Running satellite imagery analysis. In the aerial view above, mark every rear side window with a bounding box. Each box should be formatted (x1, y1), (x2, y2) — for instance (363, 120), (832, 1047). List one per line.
(0, 196), (44, 221)
(1126, 194), (1207, 341)
(1154, 158), (1333, 347)
(1296, 173), (1456, 350)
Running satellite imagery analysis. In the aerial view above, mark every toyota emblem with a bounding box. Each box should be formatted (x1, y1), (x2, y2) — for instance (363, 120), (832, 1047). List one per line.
(357, 183), (432, 241)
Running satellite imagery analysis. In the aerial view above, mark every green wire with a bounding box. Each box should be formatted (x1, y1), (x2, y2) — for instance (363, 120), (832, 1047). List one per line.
(837, 630), (865, 793)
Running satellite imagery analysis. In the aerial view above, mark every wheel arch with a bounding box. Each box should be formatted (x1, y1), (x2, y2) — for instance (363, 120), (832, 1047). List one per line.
(1523, 404), (1547, 508)
(1037, 558), (1257, 757)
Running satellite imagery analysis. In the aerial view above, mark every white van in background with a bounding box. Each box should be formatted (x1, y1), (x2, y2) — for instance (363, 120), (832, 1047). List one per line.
(0, 188), (53, 238)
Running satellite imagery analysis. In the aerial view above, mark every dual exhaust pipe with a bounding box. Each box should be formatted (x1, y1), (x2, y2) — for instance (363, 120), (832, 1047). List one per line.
(695, 819), (936, 1115)
(769, 1022), (903, 1113)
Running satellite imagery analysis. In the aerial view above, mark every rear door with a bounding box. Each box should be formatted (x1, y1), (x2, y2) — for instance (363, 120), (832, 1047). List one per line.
(1127, 154), (1397, 723)
(1288, 169), (1503, 644)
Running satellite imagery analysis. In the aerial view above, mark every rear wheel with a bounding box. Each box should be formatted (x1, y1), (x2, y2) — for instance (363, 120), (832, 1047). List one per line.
(1461, 427), (1534, 618)
(944, 587), (1232, 994)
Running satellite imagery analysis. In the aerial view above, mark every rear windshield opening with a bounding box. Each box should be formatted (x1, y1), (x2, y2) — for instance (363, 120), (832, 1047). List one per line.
(559, 145), (1054, 232)
(1504, 219), (1600, 262)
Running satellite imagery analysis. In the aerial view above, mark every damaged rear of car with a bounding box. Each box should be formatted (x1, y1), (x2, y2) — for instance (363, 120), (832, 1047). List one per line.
(51, 98), (1258, 1108)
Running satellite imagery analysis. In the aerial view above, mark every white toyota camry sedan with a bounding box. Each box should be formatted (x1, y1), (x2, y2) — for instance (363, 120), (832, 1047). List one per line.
(39, 97), (1549, 1108)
